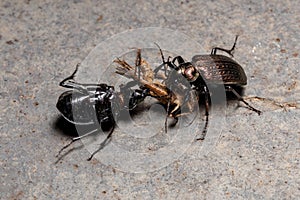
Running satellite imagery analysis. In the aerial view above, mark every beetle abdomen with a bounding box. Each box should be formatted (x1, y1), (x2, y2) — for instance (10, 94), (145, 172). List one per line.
(56, 90), (96, 125)
(192, 55), (247, 85)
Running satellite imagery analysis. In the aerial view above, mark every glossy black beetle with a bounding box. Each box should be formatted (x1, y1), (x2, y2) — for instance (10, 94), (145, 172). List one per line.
(56, 64), (149, 160)
(154, 36), (261, 139)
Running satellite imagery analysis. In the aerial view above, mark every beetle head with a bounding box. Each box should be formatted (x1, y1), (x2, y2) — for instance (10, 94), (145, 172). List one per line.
(179, 63), (199, 82)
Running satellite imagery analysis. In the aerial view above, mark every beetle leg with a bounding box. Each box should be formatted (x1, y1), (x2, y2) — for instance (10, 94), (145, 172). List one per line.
(56, 127), (101, 158)
(60, 64), (108, 93)
(211, 35), (239, 57)
(196, 86), (210, 140)
(87, 126), (114, 161)
(226, 86), (262, 115)
(59, 63), (82, 89)
(60, 80), (97, 94)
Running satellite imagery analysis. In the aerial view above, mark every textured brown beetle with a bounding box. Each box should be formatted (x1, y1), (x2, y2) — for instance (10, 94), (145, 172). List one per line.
(154, 36), (261, 138)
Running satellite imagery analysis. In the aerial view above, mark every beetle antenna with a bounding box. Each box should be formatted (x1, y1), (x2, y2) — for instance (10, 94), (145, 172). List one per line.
(154, 42), (166, 63)
(154, 42), (170, 77)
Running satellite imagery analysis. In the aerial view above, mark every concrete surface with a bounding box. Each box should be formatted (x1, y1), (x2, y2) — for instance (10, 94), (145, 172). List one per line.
(1, 0), (299, 199)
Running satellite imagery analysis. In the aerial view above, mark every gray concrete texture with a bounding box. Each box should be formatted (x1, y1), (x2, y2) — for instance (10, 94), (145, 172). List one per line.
(1, 0), (299, 199)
